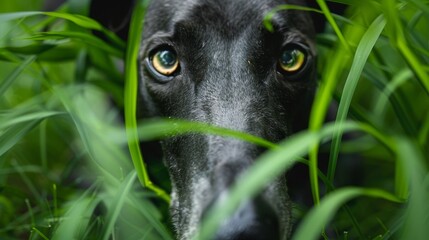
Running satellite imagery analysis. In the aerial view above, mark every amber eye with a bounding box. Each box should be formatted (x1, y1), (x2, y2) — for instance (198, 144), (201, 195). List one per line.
(150, 48), (179, 76)
(278, 48), (306, 74)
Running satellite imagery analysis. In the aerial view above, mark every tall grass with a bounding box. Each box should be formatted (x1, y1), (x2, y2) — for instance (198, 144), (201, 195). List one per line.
(0, 0), (428, 239)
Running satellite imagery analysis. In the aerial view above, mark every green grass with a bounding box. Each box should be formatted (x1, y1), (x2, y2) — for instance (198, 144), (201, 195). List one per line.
(1, 0), (428, 239)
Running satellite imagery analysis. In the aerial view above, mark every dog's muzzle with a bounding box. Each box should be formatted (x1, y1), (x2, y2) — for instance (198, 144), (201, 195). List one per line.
(203, 191), (279, 240)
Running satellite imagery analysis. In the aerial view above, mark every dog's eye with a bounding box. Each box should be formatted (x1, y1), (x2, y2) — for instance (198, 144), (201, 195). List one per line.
(279, 49), (304, 72)
(278, 45), (307, 75)
(144, 47), (180, 82)
(151, 49), (179, 76)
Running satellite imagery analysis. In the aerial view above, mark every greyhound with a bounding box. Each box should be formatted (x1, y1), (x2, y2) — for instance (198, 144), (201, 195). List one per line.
(137, 0), (316, 239)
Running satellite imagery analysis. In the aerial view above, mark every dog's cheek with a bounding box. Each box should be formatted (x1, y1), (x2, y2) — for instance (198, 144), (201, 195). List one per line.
(162, 136), (211, 239)
(161, 140), (192, 238)
(258, 176), (292, 239)
(143, 77), (196, 118)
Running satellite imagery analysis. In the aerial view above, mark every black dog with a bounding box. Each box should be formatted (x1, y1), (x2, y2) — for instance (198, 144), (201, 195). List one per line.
(137, 0), (316, 239)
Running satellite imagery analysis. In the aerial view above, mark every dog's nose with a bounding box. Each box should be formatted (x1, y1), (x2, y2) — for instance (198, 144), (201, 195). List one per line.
(204, 194), (279, 240)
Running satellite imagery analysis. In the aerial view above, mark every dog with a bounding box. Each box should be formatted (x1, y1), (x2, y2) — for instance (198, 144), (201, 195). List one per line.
(137, 0), (316, 239)
(90, 0), (317, 238)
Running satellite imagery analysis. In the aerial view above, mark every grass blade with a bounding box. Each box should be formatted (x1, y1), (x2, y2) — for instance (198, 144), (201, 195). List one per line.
(419, 110), (429, 146)
(292, 188), (401, 240)
(102, 172), (137, 240)
(123, 0), (170, 203)
(136, 119), (276, 149)
(309, 43), (352, 205)
(0, 56), (35, 97)
(0, 120), (40, 156)
(373, 68), (413, 118)
(0, 11), (102, 30)
(363, 61), (418, 136)
(51, 186), (101, 240)
(0, 11), (125, 51)
(197, 121), (397, 239)
(28, 32), (123, 58)
(0, 12), (42, 22)
(2, 44), (55, 55)
(263, 5), (352, 33)
(395, 137), (429, 239)
(0, 111), (63, 129)
(383, 0), (429, 95)
(316, 0), (349, 51)
(327, 15), (386, 183)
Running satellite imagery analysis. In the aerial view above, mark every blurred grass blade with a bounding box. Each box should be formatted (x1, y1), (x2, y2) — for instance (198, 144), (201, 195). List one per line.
(104, 119), (275, 149)
(263, 5), (323, 32)
(28, 32), (123, 58)
(43, 12), (103, 30)
(44, 11), (125, 49)
(308, 1), (382, 205)
(0, 50), (22, 62)
(0, 11), (102, 30)
(52, 186), (101, 240)
(135, 118), (395, 157)
(124, 0), (170, 203)
(88, 48), (123, 83)
(102, 172), (137, 240)
(42, 12), (125, 49)
(52, 85), (173, 239)
(0, 12), (42, 22)
(419, 110), (429, 146)
(136, 119), (276, 149)
(2, 44), (55, 55)
(2, 45), (80, 62)
(197, 128), (319, 239)
(396, 40), (429, 95)
(374, 68), (413, 116)
(0, 56), (35, 97)
(0, 109), (62, 157)
(396, 138), (429, 239)
(0, 11), (125, 50)
(55, 86), (128, 184)
(363, 61), (418, 136)
(309, 41), (351, 205)
(292, 188), (401, 240)
(407, 0), (429, 20)
(0, 120), (40, 156)
(197, 121), (398, 239)
(0, 111), (63, 129)
(75, 49), (89, 82)
(263, 5), (351, 33)
(31, 227), (49, 240)
(328, 15), (386, 183)
(316, 0), (349, 51)
(383, 0), (429, 95)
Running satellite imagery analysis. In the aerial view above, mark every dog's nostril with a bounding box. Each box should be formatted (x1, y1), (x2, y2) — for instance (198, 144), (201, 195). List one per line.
(204, 194), (279, 240)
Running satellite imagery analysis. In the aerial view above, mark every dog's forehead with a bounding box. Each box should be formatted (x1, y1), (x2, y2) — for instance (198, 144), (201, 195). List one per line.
(144, 0), (313, 38)
(171, 0), (273, 26)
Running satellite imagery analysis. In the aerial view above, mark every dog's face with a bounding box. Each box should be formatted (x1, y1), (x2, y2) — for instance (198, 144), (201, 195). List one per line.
(138, 0), (316, 239)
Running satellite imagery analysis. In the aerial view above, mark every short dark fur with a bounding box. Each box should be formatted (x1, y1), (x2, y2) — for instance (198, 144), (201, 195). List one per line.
(139, 0), (316, 239)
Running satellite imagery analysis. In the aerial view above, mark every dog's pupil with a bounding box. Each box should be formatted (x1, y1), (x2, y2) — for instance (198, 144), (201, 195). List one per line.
(281, 50), (296, 67)
(157, 50), (176, 67)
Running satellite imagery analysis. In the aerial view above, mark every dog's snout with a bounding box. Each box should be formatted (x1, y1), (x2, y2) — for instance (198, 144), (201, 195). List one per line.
(204, 193), (279, 240)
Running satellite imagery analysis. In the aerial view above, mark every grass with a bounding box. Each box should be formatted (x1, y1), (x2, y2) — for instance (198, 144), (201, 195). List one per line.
(0, 0), (428, 239)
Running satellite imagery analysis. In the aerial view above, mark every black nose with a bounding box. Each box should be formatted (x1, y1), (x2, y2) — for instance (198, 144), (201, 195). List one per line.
(204, 195), (279, 240)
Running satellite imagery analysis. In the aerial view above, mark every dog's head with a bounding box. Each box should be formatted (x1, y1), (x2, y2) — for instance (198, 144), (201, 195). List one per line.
(138, 0), (316, 239)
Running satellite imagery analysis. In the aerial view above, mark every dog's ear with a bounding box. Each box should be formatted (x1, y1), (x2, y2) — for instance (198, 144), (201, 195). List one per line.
(306, 1), (347, 33)
(89, 0), (135, 40)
